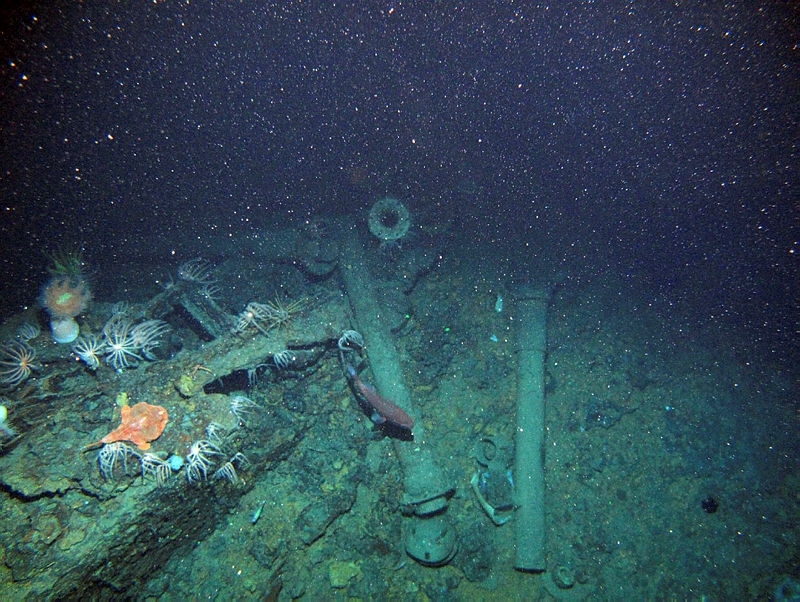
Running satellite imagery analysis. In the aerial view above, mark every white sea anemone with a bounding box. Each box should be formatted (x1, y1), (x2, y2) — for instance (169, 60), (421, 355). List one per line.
(51, 318), (80, 344)
(0, 404), (16, 439)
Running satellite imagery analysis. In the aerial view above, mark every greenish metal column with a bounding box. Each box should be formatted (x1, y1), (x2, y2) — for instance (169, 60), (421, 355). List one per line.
(514, 285), (551, 572)
(338, 224), (456, 565)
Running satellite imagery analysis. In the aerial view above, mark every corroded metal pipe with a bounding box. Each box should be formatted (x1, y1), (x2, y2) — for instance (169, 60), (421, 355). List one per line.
(338, 223), (456, 566)
(514, 285), (551, 572)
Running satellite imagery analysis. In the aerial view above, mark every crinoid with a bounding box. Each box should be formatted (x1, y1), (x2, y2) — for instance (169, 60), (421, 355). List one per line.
(16, 322), (41, 343)
(140, 453), (171, 486)
(72, 334), (106, 371)
(205, 422), (226, 445)
(185, 439), (222, 484)
(232, 302), (272, 336)
(232, 294), (306, 337)
(45, 246), (86, 279)
(0, 341), (38, 389)
(98, 441), (140, 480)
(260, 294), (306, 332)
(177, 258), (217, 285)
(102, 315), (143, 370)
(213, 452), (249, 485)
(130, 319), (171, 360)
(272, 350), (295, 370)
(338, 329), (364, 351)
(229, 394), (259, 425)
(199, 283), (221, 301)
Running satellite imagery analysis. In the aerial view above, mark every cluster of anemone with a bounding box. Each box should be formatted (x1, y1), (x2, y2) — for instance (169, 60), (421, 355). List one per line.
(231, 294), (306, 336)
(95, 396), (255, 487)
(185, 403), (254, 485)
(72, 315), (171, 372)
(0, 340), (38, 389)
(96, 436), (250, 487)
(97, 442), (173, 486)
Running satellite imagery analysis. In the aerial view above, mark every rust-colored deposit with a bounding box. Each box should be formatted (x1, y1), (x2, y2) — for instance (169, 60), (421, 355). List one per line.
(93, 402), (169, 450)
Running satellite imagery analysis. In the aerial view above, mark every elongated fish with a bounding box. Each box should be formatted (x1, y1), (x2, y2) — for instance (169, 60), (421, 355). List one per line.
(252, 500), (267, 525)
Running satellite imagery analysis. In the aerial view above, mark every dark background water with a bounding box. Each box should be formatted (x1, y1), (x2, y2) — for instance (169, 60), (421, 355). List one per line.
(1, 2), (797, 360)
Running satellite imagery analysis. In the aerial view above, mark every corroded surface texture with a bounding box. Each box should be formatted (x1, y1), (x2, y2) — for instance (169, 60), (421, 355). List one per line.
(0, 293), (349, 600)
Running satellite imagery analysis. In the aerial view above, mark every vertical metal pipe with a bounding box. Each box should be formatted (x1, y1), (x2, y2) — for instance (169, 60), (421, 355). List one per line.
(338, 225), (454, 519)
(514, 285), (551, 572)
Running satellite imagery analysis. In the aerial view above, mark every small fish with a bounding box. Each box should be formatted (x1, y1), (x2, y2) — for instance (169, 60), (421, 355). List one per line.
(252, 500), (267, 525)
